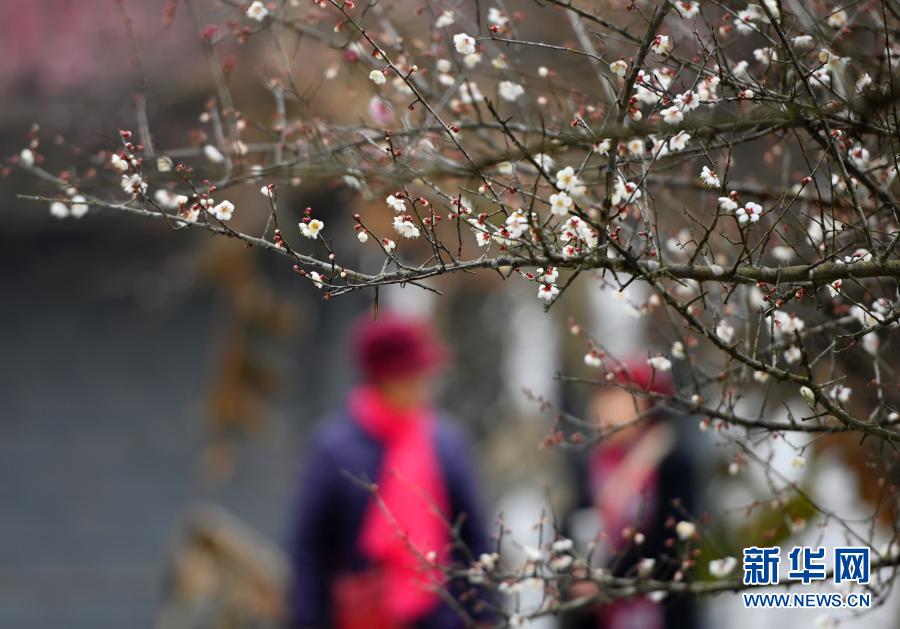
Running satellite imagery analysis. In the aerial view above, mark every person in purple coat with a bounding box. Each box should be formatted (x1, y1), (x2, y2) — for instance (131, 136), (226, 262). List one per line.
(288, 313), (495, 629)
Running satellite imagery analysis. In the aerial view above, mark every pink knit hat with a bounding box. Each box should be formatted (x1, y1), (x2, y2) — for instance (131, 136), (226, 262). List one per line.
(351, 312), (448, 381)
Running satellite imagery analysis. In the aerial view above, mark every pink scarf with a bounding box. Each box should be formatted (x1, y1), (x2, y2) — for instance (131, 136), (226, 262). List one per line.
(589, 443), (659, 549)
(350, 386), (450, 623)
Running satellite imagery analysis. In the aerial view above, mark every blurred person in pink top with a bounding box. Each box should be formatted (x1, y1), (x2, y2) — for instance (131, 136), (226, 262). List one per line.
(288, 313), (495, 629)
(564, 360), (698, 629)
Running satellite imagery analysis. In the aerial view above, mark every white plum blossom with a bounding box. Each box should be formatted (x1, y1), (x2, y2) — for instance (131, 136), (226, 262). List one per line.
(300, 218), (324, 239)
(650, 136), (670, 158)
(674, 1), (700, 19)
(709, 557), (737, 578)
(762, 0), (781, 20)
(479, 552), (499, 571)
(549, 191), (574, 216)
(559, 216), (597, 251)
(784, 345), (802, 364)
(736, 202), (762, 224)
(675, 520), (696, 540)
(503, 210), (531, 240)
(611, 177), (641, 206)
(531, 152), (555, 172)
(753, 47), (777, 65)
(308, 271), (324, 289)
(555, 167), (585, 196)
(772, 245), (794, 261)
(393, 216), (421, 238)
(487, 7), (509, 28)
(382, 238), (396, 253)
(457, 81), (483, 104)
(593, 138), (612, 155)
(647, 356), (672, 372)
(637, 558), (656, 577)
(701, 165), (720, 188)
(792, 35), (815, 50)
(610, 59), (628, 77)
(497, 210), (530, 241)
(245, 1), (269, 21)
(627, 138), (645, 156)
(435, 10), (454, 28)
(453, 33), (476, 55)
(718, 195), (739, 212)
(735, 7), (760, 34)
(120, 173), (147, 196)
(19, 148), (35, 166)
(537, 267), (558, 284)
(675, 91), (700, 111)
(812, 66), (831, 87)
(830, 385), (852, 403)
(651, 35), (672, 55)
(698, 74), (720, 101)
(551, 538), (573, 554)
(716, 320), (735, 344)
(110, 153), (129, 173)
(369, 70), (386, 85)
(69, 195), (88, 218)
(538, 282), (559, 302)
(386, 194), (406, 212)
(822, 48), (849, 71)
(549, 554), (574, 572)
(661, 106), (684, 125)
(357, 230), (369, 244)
(584, 351), (602, 368)
(210, 200), (235, 221)
(462, 52), (482, 69)
(50, 201), (69, 219)
(634, 78), (661, 105)
(770, 310), (806, 338)
(154, 189), (188, 211)
(848, 144), (870, 168)
(827, 9), (848, 29)
(668, 131), (691, 151)
(498, 81), (525, 102)
(842, 249), (872, 264)
(467, 219), (492, 247)
(731, 60), (750, 80)
(672, 341), (685, 359)
(863, 332), (879, 355)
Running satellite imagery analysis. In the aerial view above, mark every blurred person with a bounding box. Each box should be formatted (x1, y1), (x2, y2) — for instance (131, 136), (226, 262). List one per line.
(288, 313), (494, 629)
(564, 360), (698, 629)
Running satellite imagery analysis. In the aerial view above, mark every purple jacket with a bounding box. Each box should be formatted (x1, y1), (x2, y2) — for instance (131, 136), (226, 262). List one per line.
(288, 407), (494, 629)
